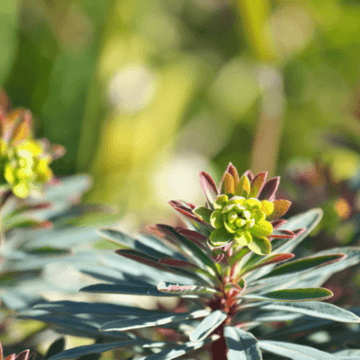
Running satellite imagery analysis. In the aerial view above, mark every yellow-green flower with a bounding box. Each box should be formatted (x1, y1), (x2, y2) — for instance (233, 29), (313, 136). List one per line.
(186, 163), (292, 256)
(0, 92), (64, 198)
(195, 195), (274, 255)
(4, 140), (53, 198)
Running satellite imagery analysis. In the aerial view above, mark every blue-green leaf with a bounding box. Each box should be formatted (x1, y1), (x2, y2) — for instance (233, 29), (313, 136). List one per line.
(242, 288), (333, 302)
(34, 300), (158, 316)
(261, 254), (345, 279)
(25, 227), (100, 249)
(190, 310), (227, 341)
(224, 326), (262, 360)
(334, 349), (360, 360)
(48, 340), (164, 360)
(138, 339), (212, 360)
(80, 283), (177, 297)
(258, 341), (339, 360)
(275, 209), (323, 253)
(100, 309), (210, 331)
(155, 224), (217, 272)
(98, 229), (185, 260)
(258, 301), (360, 322)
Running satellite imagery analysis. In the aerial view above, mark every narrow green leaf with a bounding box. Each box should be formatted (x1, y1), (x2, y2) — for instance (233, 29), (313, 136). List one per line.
(115, 249), (210, 285)
(155, 225), (217, 272)
(258, 341), (339, 360)
(34, 300), (157, 316)
(224, 326), (262, 360)
(47, 341), (159, 360)
(260, 301), (360, 322)
(100, 309), (210, 332)
(138, 339), (212, 360)
(190, 310), (227, 341)
(98, 229), (181, 260)
(274, 209), (323, 254)
(80, 283), (176, 297)
(242, 288), (333, 302)
(159, 258), (220, 286)
(239, 253), (294, 277)
(262, 254), (346, 279)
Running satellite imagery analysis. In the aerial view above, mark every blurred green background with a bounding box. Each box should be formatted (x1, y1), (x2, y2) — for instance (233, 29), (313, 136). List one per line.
(2, 0), (360, 228)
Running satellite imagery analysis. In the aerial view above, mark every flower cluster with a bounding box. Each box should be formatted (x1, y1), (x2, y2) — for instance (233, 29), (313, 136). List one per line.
(0, 91), (64, 198)
(170, 163), (292, 255)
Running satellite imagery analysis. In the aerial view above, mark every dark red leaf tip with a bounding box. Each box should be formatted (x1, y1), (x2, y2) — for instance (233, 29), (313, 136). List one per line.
(258, 177), (280, 201)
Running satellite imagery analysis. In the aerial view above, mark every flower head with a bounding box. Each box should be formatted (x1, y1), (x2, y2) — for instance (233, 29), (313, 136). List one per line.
(206, 195), (274, 253)
(171, 163), (292, 255)
(0, 91), (65, 198)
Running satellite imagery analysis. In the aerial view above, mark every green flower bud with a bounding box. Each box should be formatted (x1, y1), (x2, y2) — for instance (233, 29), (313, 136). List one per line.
(207, 195), (274, 255)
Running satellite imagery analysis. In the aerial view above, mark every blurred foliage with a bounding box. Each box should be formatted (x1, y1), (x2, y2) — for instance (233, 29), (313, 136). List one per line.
(2, 0), (360, 224)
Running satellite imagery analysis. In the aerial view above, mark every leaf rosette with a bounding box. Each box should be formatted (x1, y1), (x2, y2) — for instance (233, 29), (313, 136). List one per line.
(172, 163), (292, 255)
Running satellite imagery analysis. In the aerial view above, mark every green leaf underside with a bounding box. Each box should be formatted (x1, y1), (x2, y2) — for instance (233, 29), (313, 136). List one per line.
(100, 309), (210, 332)
(262, 254), (346, 279)
(80, 284), (177, 297)
(138, 339), (212, 360)
(258, 341), (339, 360)
(224, 326), (262, 360)
(260, 301), (360, 322)
(247, 237), (271, 255)
(47, 341), (167, 360)
(157, 282), (221, 297)
(242, 288), (333, 302)
(190, 310), (227, 342)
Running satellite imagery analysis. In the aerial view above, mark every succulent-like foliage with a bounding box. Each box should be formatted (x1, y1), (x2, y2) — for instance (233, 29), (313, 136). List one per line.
(13, 163), (360, 360)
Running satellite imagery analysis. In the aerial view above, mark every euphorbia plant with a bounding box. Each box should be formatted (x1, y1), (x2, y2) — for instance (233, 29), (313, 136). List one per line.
(14, 163), (360, 360)
(0, 91), (64, 198)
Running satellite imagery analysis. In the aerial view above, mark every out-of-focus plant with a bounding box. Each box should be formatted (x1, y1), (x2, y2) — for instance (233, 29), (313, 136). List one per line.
(0, 91), (64, 199)
(16, 163), (360, 360)
(0, 93), (113, 358)
(0, 340), (35, 360)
